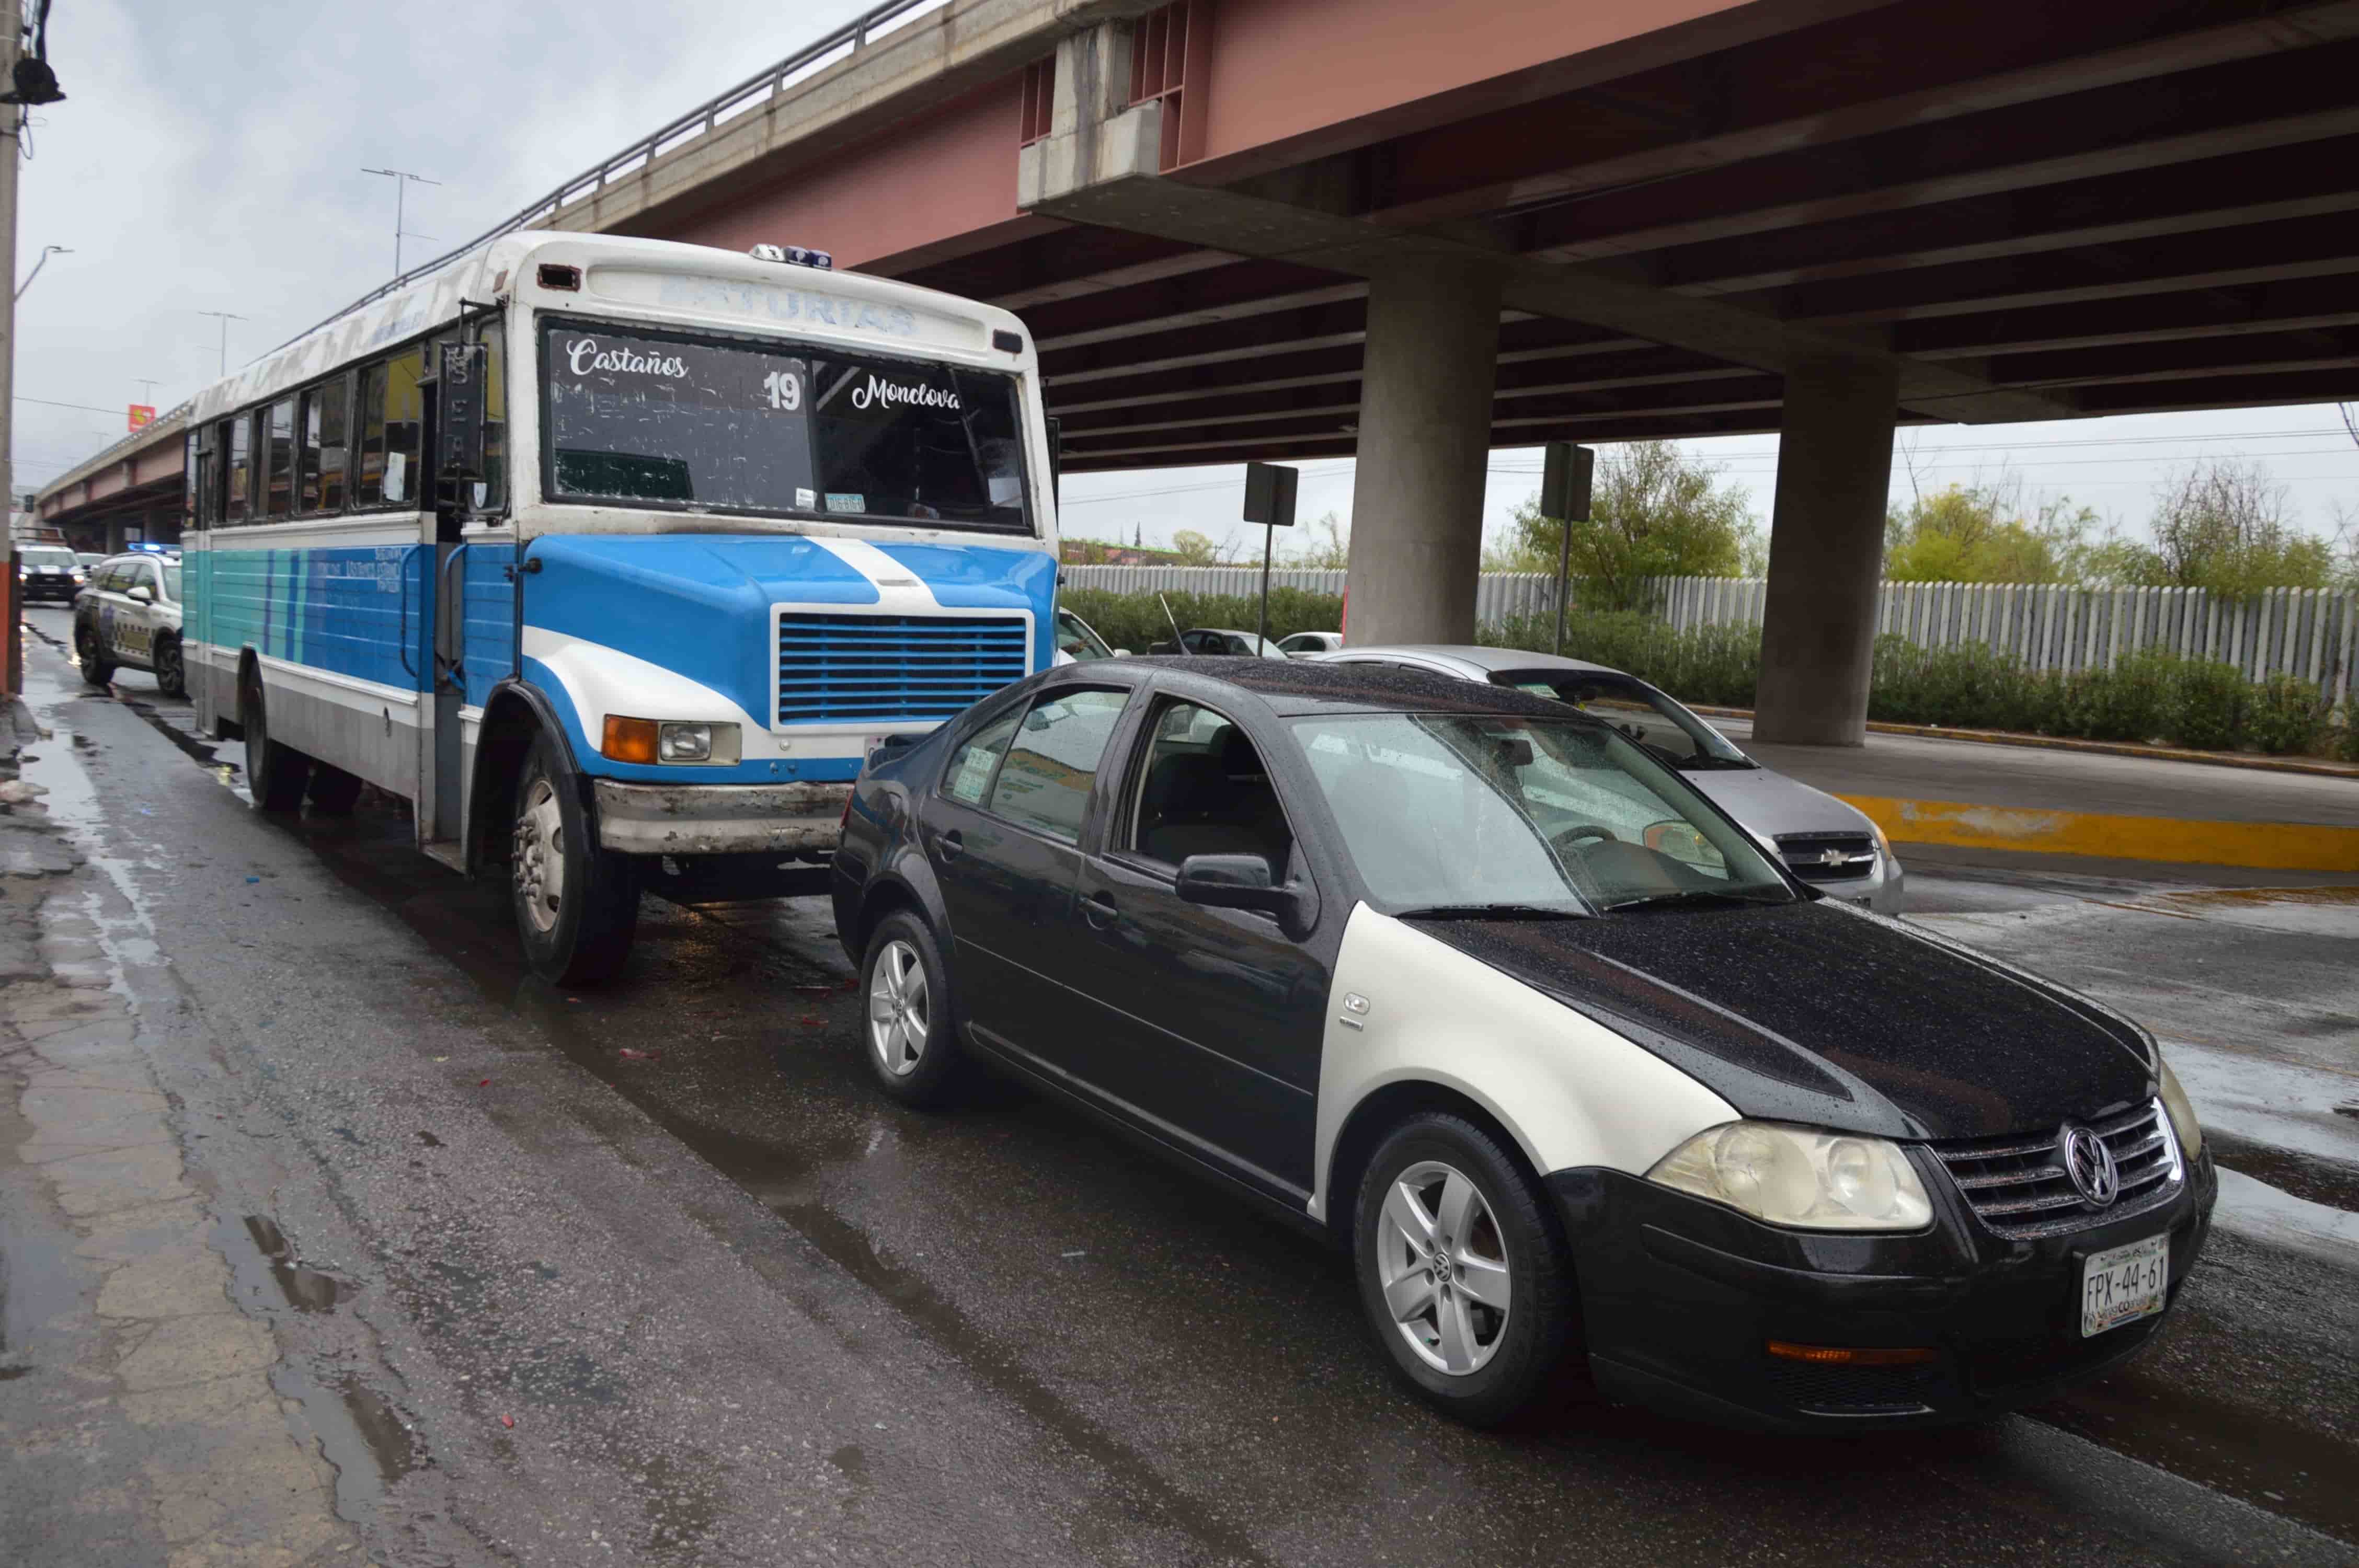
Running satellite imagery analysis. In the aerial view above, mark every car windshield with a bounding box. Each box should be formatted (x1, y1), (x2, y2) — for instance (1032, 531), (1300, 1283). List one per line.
(1289, 712), (1792, 915)
(542, 319), (1030, 532)
(1493, 670), (1751, 770)
(20, 547), (76, 568)
(1056, 610), (1114, 661)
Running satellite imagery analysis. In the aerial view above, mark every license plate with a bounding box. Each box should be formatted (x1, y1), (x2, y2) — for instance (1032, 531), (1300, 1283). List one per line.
(2080, 1233), (2168, 1337)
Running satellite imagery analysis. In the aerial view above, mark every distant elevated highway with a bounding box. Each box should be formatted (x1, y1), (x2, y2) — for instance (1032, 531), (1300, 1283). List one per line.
(41, 0), (2359, 740)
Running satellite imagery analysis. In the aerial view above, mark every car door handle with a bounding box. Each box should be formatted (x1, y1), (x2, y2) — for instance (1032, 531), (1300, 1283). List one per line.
(1080, 892), (1117, 929)
(937, 829), (964, 862)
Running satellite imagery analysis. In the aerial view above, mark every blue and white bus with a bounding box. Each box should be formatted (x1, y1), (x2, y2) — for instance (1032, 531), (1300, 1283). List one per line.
(180, 234), (1059, 982)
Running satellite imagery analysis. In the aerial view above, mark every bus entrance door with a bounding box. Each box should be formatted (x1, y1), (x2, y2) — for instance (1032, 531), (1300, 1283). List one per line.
(422, 342), (485, 859)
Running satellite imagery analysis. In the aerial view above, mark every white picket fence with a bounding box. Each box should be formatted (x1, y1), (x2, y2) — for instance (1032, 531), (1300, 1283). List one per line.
(1059, 564), (2359, 706)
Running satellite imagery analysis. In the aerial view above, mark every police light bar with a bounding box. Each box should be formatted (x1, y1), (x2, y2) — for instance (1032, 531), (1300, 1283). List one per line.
(749, 244), (832, 270)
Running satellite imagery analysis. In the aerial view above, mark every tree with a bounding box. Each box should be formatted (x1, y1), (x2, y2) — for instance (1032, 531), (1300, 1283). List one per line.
(1287, 511), (1352, 569)
(2098, 459), (2337, 597)
(1497, 442), (1754, 610)
(1170, 529), (1220, 565)
(1883, 480), (2104, 583)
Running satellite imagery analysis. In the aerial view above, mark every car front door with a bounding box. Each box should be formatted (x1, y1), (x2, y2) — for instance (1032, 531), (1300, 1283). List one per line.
(922, 685), (1133, 1055)
(117, 561), (161, 666)
(1062, 695), (1330, 1200)
(90, 562), (130, 660)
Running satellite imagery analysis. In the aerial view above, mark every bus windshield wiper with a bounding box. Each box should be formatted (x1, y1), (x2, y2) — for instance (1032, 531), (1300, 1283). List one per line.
(1396, 903), (1592, 921)
(1601, 889), (1788, 913)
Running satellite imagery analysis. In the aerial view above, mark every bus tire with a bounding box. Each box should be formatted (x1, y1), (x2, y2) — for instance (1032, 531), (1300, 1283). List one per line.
(239, 669), (312, 813)
(307, 763), (364, 815)
(510, 730), (638, 986)
(76, 626), (115, 688)
(153, 635), (188, 699)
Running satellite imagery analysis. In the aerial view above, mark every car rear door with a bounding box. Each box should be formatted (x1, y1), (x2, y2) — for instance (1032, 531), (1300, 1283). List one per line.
(922, 684), (1133, 1054)
(1059, 694), (1330, 1199)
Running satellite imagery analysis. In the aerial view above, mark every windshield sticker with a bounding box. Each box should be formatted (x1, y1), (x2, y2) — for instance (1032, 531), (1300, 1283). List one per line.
(849, 374), (959, 413)
(563, 337), (690, 380)
(824, 492), (866, 514)
(795, 487), (817, 510)
(383, 451), (407, 503)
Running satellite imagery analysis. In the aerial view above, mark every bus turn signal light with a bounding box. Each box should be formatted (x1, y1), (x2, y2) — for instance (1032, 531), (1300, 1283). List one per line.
(601, 716), (660, 764)
(1766, 1342), (1937, 1366)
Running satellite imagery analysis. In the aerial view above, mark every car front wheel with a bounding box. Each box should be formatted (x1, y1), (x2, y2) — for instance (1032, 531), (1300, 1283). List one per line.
(1354, 1113), (1578, 1427)
(76, 626), (115, 688)
(153, 635), (187, 698)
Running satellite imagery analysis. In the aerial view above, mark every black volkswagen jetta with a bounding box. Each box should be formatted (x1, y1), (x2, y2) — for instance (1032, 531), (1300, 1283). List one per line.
(831, 659), (2214, 1431)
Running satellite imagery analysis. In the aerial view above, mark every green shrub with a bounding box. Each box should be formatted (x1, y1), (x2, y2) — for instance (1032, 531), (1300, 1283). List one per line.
(1058, 586), (1342, 654)
(2168, 660), (2248, 751)
(2244, 673), (2331, 756)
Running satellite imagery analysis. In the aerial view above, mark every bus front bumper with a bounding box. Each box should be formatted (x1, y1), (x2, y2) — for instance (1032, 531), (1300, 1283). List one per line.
(592, 780), (849, 857)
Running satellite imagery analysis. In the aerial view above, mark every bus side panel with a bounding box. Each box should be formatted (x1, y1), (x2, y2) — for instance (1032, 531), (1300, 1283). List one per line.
(207, 541), (433, 799)
(456, 539), (519, 840)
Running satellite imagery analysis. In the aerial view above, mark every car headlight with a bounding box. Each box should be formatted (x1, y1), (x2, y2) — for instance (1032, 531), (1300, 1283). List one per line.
(2157, 1054), (2203, 1161)
(1647, 1121), (1934, 1231)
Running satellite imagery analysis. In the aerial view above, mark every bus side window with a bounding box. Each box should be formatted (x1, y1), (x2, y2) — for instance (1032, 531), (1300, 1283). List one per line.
(479, 328), (505, 511)
(265, 398), (297, 520)
(225, 414), (254, 526)
(300, 375), (352, 514)
(357, 350), (426, 508)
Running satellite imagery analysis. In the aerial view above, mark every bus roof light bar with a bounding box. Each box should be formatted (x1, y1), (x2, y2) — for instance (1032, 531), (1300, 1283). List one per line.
(749, 244), (833, 270)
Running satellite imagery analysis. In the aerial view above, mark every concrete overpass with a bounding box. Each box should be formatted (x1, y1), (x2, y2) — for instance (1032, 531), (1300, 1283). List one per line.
(41, 0), (2359, 741)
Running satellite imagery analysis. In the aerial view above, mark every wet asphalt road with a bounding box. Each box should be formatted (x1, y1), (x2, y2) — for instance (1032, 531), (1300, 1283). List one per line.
(14, 607), (2358, 1568)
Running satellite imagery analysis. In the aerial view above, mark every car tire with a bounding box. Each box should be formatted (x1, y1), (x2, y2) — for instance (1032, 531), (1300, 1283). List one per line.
(858, 910), (964, 1108)
(1353, 1113), (1577, 1427)
(153, 635), (187, 699)
(306, 762), (364, 815)
(509, 729), (638, 986)
(75, 626), (116, 688)
(239, 670), (313, 813)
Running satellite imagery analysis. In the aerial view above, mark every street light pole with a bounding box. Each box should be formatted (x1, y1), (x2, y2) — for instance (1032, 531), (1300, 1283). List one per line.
(2, 23), (20, 691)
(15, 243), (69, 301)
(362, 167), (441, 279)
(197, 310), (248, 378)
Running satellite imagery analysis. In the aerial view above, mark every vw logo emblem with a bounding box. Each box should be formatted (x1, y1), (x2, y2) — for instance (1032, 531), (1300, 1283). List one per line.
(2061, 1124), (2119, 1206)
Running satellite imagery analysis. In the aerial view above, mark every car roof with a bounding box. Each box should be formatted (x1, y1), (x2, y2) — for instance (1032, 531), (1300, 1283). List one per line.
(1114, 655), (1602, 722)
(1320, 643), (1627, 678)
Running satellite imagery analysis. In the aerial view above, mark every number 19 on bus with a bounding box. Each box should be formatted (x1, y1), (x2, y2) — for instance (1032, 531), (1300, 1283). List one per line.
(762, 370), (801, 410)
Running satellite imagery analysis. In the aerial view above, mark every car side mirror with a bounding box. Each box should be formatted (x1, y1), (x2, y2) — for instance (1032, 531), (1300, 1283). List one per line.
(1113, 648), (1131, 658)
(1175, 853), (1316, 937)
(126, 585), (155, 604)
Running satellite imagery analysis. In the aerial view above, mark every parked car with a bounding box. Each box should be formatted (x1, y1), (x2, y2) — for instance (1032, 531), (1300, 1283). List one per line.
(76, 552), (107, 571)
(1169, 627), (1289, 659)
(16, 543), (84, 603)
(1052, 606), (1125, 664)
(73, 551), (186, 696)
(1309, 644), (1904, 914)
(832, 658), (2212, 1432)
(1277, 630), (1345, 656)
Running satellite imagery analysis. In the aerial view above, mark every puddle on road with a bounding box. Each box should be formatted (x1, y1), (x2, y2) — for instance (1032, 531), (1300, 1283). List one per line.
(237, 1215), (355, 1313)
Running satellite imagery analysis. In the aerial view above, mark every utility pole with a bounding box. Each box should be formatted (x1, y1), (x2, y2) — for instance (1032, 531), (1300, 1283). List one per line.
(197, 310), (247, 378)
(2, 15), (20, 690)
(362, 167), (440, 279)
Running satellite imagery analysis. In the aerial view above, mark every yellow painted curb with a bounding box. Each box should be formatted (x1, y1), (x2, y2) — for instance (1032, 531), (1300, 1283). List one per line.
(1838, 794), (2359, 873)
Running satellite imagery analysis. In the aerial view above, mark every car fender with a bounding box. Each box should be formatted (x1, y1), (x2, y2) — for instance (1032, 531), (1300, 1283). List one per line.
(1311, 904), (1736, 1224)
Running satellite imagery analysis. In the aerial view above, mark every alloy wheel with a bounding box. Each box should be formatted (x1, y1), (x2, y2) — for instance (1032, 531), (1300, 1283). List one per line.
(867, 939), (930, 1076)
(513, 777), (566, 935)
(1376, 1160), (1514, 1375)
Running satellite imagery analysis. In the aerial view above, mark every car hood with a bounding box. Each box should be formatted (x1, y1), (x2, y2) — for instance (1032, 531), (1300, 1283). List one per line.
(1679, 765), (1874, 840)
(1415, 901), (2153, 1140)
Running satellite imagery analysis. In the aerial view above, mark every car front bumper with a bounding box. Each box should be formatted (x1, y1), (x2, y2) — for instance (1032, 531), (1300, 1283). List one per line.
(1551, 1150), (2214, 1433)
(592, 779), (849, 856)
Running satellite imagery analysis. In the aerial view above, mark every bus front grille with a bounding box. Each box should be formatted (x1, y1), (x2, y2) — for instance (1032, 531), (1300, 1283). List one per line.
(776, 612), (1031, 725)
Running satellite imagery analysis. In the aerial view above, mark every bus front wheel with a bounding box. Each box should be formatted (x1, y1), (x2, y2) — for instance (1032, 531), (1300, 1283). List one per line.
(509, 732), (638, 986)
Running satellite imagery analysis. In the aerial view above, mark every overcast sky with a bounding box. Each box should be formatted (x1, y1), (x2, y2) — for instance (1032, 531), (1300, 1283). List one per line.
(15, 0), (2358, 559)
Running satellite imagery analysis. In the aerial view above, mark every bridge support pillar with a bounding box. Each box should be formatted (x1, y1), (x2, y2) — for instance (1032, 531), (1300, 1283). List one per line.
(1753, 358), (1898, 746)
(1344, 259), (1503, 646)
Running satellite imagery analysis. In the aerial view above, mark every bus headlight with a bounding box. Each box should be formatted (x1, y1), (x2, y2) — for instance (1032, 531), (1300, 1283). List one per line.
(1647, 1122), (1933, 1231)
(659, 722), (715, 762)
(601, 717), (739, 765)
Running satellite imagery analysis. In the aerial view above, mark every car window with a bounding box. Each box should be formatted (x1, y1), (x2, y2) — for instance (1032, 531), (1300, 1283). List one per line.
(983, 688), (1129, 843)
(1498, 671), (1749, 768)
(162, 563), (183, 600)
(131, 561), (160, 594)
(942, 707), (1024, 808)
(1054, 610), (1113, 662)
(1289, 712), (1789, 913)
(1126, 700), (1295, 878)
(98, 562), (131, 593)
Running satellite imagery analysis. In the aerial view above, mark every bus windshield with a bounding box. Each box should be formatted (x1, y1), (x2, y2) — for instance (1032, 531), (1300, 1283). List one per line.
(541, 320), (1030, 533)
